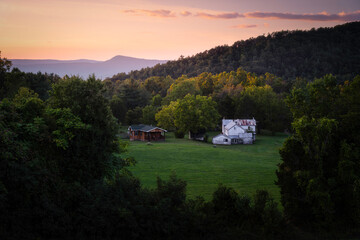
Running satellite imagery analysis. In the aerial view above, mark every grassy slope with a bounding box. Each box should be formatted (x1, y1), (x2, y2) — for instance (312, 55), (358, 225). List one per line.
(125, 132), (287, 202)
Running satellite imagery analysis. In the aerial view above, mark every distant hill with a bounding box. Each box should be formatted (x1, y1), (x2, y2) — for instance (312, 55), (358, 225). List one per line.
(11, 55), (168, 79)
(109, 21), (360, 82)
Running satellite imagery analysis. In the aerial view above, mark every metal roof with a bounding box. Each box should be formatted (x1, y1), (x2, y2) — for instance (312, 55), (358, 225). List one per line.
(234, 119), (256, 126)
(129, 124), (167, 132)
(224, 119), (256, 130)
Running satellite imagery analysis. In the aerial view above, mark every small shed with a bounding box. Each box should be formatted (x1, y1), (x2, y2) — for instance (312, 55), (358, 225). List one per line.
(212, 134), (231, 145)
(128, 124), (167, 142)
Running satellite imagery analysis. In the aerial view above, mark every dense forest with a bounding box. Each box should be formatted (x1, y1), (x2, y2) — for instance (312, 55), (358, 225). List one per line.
(109, 22), (360, 83)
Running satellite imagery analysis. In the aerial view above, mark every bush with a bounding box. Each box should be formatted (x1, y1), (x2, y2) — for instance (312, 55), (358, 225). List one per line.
(174, 130), (185, 138)
(203, 134), (209, 143)
(260, 129), (274, 136)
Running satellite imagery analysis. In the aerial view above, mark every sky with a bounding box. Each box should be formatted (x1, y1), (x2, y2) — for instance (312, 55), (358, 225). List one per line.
(1, 0), (359, 60)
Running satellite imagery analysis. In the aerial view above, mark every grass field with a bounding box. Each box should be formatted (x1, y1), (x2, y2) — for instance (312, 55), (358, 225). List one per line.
(125, 132), (287, 202)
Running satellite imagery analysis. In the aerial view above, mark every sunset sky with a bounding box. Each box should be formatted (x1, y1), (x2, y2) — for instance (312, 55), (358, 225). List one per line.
(1, 0), (359, 60)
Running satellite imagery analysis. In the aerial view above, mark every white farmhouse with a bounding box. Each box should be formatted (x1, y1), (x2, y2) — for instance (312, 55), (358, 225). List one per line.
(212, 118), (256, 145)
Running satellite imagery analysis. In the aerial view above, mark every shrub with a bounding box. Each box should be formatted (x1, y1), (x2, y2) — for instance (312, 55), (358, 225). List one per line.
(260, 129), (274, 136)
(174, 130), (185, 138)
(203, 134), (209, 143)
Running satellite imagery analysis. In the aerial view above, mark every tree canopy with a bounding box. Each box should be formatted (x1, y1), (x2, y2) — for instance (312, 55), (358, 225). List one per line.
(156, 94), (220, 135)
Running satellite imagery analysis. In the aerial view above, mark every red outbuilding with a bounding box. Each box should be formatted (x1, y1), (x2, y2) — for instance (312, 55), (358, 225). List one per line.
(128, 124), (167, 141)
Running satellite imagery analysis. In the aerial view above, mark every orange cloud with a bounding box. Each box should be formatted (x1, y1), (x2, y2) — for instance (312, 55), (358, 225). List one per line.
(123, 9), (176, 18)
(231, 24), (258, 29)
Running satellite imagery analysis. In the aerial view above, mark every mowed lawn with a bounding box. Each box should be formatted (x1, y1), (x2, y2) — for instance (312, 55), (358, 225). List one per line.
(125, 132), (287, 202)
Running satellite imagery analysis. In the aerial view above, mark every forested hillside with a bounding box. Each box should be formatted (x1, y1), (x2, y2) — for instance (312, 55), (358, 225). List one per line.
(109, 22), (360, 82)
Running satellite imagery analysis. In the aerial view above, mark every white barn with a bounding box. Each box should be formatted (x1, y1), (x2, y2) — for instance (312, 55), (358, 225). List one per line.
(212, 118), (256, 145)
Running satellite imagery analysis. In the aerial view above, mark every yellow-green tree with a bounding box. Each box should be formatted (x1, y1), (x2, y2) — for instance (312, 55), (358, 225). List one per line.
(156, 94), (220, 136)
(155, 101), (178, 130)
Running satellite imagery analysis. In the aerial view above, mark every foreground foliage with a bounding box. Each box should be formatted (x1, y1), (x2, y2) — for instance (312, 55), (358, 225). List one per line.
(276, 75), (360, 237)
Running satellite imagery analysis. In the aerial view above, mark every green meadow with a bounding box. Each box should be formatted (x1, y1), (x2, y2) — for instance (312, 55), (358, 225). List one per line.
(125, 132), (288, 202)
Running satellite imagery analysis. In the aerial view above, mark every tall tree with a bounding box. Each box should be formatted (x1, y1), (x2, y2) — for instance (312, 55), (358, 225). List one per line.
(164, 76), (199, 104)
(276, 75), (360, 235)
(110, 94), (127, 124)
(234, 85), (290, 132)
(48, 75), (122, 183)
(0, 52), (12, 98)
(119, 78), (150, 109)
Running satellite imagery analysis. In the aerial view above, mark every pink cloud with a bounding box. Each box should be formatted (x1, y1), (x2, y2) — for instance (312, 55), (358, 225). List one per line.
(196, 12), (244, 19)
(231, 24), (258, 29)
(244, 10), (360, 22)
(123, 9), (176, 18)
(123, 9), (360, 22)
(180, 11), (192, 17)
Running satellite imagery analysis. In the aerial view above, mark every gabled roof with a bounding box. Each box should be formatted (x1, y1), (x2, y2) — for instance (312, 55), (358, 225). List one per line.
(225, 122), (248, 131)
(222, 119), (233, 126)
(224, 121), (236, 130)
(129, 124), (167, 132)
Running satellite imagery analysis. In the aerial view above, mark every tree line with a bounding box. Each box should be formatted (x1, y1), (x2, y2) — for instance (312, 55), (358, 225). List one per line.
(104, 69), (292, 135)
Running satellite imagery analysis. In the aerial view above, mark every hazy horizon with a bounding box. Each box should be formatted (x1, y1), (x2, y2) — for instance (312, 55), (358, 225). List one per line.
(8, 54), (170, 61)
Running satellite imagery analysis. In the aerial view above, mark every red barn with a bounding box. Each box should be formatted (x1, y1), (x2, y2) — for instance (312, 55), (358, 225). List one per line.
(128, 124), (167, 141)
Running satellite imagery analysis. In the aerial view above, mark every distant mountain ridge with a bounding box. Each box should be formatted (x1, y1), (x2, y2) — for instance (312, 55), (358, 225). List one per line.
(10, 55), (168, 79)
